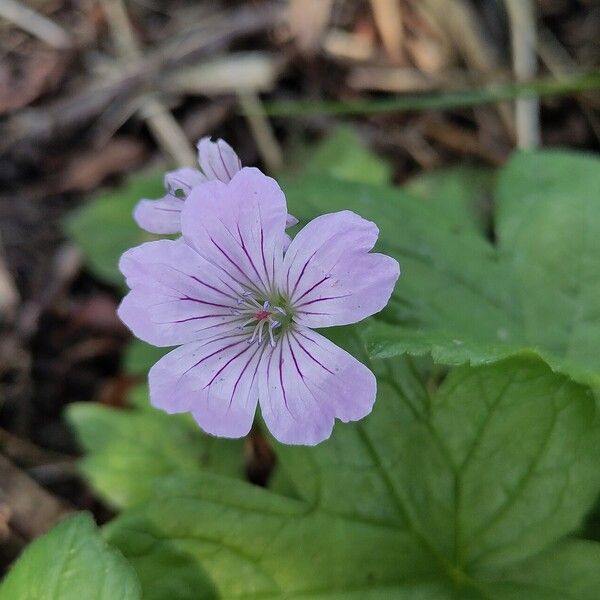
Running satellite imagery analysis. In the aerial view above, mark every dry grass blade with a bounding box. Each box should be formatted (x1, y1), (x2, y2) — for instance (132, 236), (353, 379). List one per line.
(323, 28), (375, 62)
(505, 0), (540, 148)
(369, 0), (404, 61)
(0, 0), (71, 49)
(168, 52), (284, 95)
(348, 65), (470, 92)
(238, 91), (283, 172)
(419, 0), (499, 73)
(287, 0), (334, 54)
(101, 0), (195, 166)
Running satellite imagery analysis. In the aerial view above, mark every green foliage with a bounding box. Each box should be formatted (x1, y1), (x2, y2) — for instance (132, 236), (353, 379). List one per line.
(65, 170), (164, 285)
(404, 165), (494, 233)
(62, 129), (600, 597)
(302, 126), (392, 185)
(104, 352), (600, 598)
(67, 388), (244, 509)
(0, 513), (140, 600)
(283, 150), (600, 387)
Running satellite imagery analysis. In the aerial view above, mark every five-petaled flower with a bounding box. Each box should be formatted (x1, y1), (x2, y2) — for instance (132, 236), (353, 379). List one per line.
(118, 167), (399, 445)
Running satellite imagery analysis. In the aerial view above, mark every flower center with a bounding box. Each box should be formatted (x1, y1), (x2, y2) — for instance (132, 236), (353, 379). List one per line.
(233, 291), (291, 347)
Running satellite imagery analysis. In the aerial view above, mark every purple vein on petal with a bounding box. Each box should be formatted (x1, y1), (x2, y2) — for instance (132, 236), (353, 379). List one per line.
(293, 276), (330, 303)
(154, 313), (233, 324)
(204, 342), (255, 389)
(287, 248), (319, 300)
(278, 340), (292, 416)
(228, 342), (264, 410)
(179, 296), (232, 309)
(259, 225), (271, 292)
(295, 294), (352, 309)
(217, 143), (234, 180)
(236, 224), (269, 292)
(209, 236), (259, 292)
(189, 275), (238, 301)
(182, 337), (247, 377)
(287, 334), (304, 379)
(291, 331), (336, 376)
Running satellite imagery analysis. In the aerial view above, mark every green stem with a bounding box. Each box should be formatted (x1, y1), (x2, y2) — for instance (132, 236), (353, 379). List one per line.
(259, 72), (600, 117)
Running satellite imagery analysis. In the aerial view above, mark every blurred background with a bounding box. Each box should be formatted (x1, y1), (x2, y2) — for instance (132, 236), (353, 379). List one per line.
(0, 0), (599, 573)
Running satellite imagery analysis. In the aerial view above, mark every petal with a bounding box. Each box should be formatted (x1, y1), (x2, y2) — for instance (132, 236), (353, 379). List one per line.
(285, 214), (299, 228)
(149, 335), (261, 438)
(181, 167), (288, 296)
(258, 327), (376, 445)
(283, 211), (400, 328)
(118, 239), (245, 346)
(133, 193), (184, 234)
(197, 137), (242, 182)
(164, 167), (206, 195)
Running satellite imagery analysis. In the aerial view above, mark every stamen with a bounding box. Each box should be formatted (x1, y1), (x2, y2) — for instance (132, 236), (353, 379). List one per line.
(235, 291), (290, 346)
(268, 320), (280, 347)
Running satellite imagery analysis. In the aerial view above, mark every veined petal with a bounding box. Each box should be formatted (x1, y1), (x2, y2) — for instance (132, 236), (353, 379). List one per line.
(164, 167), (207, 194)
(149, 334), (262, 438)
(182, 167), (288, 296)
(258, 327), (376, 445)
(133, 193), (184, 234)
(283, 211), (400, 328)
(118, 239), (244, 346)
(197, 137), (242, 182)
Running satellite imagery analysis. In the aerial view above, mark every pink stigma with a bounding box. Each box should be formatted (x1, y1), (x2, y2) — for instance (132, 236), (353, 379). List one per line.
(255, 309), (272, 321)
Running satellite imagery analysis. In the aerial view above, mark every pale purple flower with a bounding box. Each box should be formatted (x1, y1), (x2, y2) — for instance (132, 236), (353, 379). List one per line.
(118, 167), (399, 445)
(133, 137), (242, 234)
(134, 137), (298, 235)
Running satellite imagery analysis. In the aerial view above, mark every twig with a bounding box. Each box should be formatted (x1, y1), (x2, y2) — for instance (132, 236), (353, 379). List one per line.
(505, 0), (540, 148)
(0, 0), (72, 49)
(17, 244), (82, 340)
(0, 454), (73, 542)
(0, 427), (73, 469)
(101, 0), (195, 166)
(0, 231), (19, 324)
(238, 91), (283, 172)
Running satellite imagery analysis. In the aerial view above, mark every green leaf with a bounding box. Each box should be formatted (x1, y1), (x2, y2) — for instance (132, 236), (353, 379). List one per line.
(482, 540), (600, 600)
(283, 149), (600, 386)
(404, 166), (494, 234)
(0, 513), (140, 600)
(103, 516), (218, 600)
(123, 339), (170, 376)
(67, 388), (244, 509)
(302, 126), (391, 185)
(105, 354), (600, 598)
(65, 171), (164, 286)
